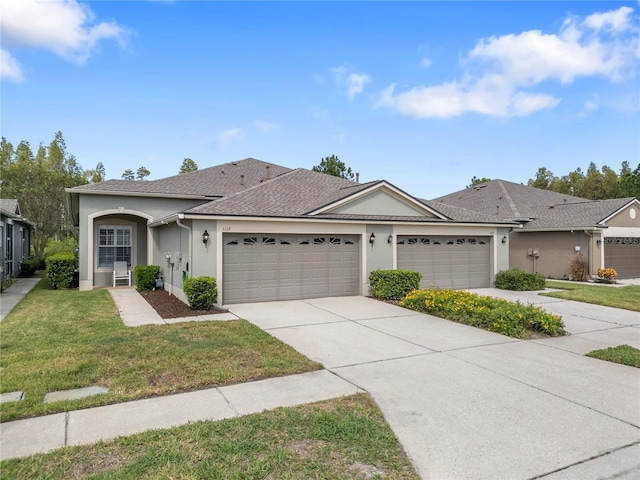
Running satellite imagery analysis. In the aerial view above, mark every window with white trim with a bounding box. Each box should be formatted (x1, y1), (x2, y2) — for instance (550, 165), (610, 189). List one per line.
(98, 225), (132, 268)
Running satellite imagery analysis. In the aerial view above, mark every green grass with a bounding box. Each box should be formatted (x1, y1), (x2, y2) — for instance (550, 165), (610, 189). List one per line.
(586, 345), (640, 368)
(543, 281), (640, 311)
(0, 394), (419, 480)
(0, 279), (321, 422)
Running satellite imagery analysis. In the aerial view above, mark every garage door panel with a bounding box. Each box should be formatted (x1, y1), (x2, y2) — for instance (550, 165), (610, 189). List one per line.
(223, 234), (360, 303)
(604, 238), (640, 279)
(397, 235), (490, 289)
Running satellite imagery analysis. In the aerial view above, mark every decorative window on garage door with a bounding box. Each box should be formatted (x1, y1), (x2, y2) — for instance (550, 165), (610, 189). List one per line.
(605, 237), (640, 245)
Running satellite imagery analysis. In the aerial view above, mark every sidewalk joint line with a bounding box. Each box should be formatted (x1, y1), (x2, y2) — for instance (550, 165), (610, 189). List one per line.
(217, 388), (240, 417)
(527, 440), (640, 479)
(444, 352), (640, 430)
(64, 412), (69, 446)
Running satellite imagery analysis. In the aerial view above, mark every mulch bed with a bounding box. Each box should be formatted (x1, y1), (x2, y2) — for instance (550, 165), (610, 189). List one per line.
(139, 289), (227, 319)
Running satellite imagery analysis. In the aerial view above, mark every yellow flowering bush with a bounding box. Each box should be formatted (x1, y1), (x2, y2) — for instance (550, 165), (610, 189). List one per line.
(597, 268), (617, 282)
(400, 288), (566, 339)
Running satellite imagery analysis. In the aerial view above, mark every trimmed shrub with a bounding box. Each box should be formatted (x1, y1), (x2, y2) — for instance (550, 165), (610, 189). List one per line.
(494, 269), (546, 291)
(46, 253), (76, 289)
(369, 269), (422, 300)
(401, 288), (566, 338)
(43, 238), (78, 258)
(183, 276), (218, 310)
(18, 259), (39, 278)
(134, 265), (160, 292)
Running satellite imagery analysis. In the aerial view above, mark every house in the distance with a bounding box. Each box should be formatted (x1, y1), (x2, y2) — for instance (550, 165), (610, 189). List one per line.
(432, 180), (640, 279)
(67, 158), (514, 304)
(0, 199), (34, 282)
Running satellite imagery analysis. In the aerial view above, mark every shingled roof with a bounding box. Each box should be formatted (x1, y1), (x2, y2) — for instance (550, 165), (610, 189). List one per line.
(432, 179), (637, 230)
(186, 169), (378, 217)
(67, 158), (292, 198)
(0, 199), (20, 217)
(69, 158), (515, 225)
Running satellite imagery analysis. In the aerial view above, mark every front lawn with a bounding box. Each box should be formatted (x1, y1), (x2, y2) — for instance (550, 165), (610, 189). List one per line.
(0, 279), (321, 422)
(586, 345), (640, 368)
(544, 281), (640, 311)
(0, 394), (419, 480)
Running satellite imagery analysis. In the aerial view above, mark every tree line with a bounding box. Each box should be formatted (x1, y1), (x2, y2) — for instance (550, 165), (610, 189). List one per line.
(0, 132), (200, 260)
(527, 162), (639, 200)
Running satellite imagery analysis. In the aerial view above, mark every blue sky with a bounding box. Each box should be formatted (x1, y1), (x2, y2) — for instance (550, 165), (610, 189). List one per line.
(2, 1), (639, 198)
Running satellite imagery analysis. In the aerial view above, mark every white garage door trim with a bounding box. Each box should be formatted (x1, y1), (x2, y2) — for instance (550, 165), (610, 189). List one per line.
(397, 235), (491, 289)
(223, 234), (360, 304)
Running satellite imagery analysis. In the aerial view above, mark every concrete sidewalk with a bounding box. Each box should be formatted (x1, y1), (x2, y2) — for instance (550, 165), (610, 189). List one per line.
(0, 369), (362, 460)
(0, 277), (40, 322)
(109, 288), (239, 326)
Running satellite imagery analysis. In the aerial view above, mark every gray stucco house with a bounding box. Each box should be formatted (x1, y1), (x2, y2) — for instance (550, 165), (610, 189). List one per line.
(67, 158), (513, 304)
(433, 180), (640, 279)
(1, 199), (34, 282)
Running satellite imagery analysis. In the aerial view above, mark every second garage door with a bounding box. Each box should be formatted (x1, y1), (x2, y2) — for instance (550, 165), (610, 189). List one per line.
(397, 236), (491, 289)
(604, 237), (640, 279)
(223, 234), (360, 304)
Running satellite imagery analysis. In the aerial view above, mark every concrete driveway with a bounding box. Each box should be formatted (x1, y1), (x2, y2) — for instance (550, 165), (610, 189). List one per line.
(229, 294), (640, 479)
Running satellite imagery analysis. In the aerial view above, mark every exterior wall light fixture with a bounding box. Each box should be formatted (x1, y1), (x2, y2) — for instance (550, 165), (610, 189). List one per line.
(369, 233), (375, 244)
(388, 234), (393, 244)
(501, 235), (508, 245)
(202, 230), (210, 244)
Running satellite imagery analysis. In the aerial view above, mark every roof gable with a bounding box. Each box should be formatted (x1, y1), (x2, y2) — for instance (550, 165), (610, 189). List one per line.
(0, 199), (20, 216)
(597, 198), (640, 227)
(310, 182), (445, 219)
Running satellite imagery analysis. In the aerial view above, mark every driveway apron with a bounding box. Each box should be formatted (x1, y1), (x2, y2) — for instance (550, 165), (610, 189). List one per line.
(229, 295), (640, 480)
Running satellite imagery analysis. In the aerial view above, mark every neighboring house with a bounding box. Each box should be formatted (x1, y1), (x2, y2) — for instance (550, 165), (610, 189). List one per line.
(432, 180), (640, 279)
(0, 199), (34, 282)
(67, 158), (514, 304)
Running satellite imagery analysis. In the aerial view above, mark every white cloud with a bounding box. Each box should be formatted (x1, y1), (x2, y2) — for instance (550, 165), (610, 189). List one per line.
(1, 49), (23, 81)
(584, 6), (633, 32)
(1, 0), (127, 79)
(332, 65), (371, 100)
(254, 120), (279, 132)
(346, 73), (371, 100)
(217, 128), (243, 147)
(377, 6), (638, 119)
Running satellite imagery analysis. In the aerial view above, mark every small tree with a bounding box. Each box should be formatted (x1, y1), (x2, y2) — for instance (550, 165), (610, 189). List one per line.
(136, 166), (151, 181)
(468, 176), (491, 187)
(122, 169), (135, 180)
(311, 155), (354, 180)
(179, 157), (198, 174)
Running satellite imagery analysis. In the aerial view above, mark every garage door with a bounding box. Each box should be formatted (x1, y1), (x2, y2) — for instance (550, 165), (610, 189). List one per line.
(397, 236), (491, 289)
(223, 234), (360, 304)
(604, 237), (640, 279)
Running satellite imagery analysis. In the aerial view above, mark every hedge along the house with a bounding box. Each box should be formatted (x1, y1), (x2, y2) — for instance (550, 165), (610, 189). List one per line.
(134, 265), (160, 291)
(183, 276), (218, 310)
(369, 269), (422, 300)
(494, 269), (546, 291)
(45, 253), (76, 289)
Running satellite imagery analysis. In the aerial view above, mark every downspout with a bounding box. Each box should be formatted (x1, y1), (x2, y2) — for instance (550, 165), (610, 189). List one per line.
(176, 214), (192, 287)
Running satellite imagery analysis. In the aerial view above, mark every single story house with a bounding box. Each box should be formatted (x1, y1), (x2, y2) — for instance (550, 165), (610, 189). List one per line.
(0, 199), (34, 282)
(67, 158), (514, 304)
(432, 180), (640, 279)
